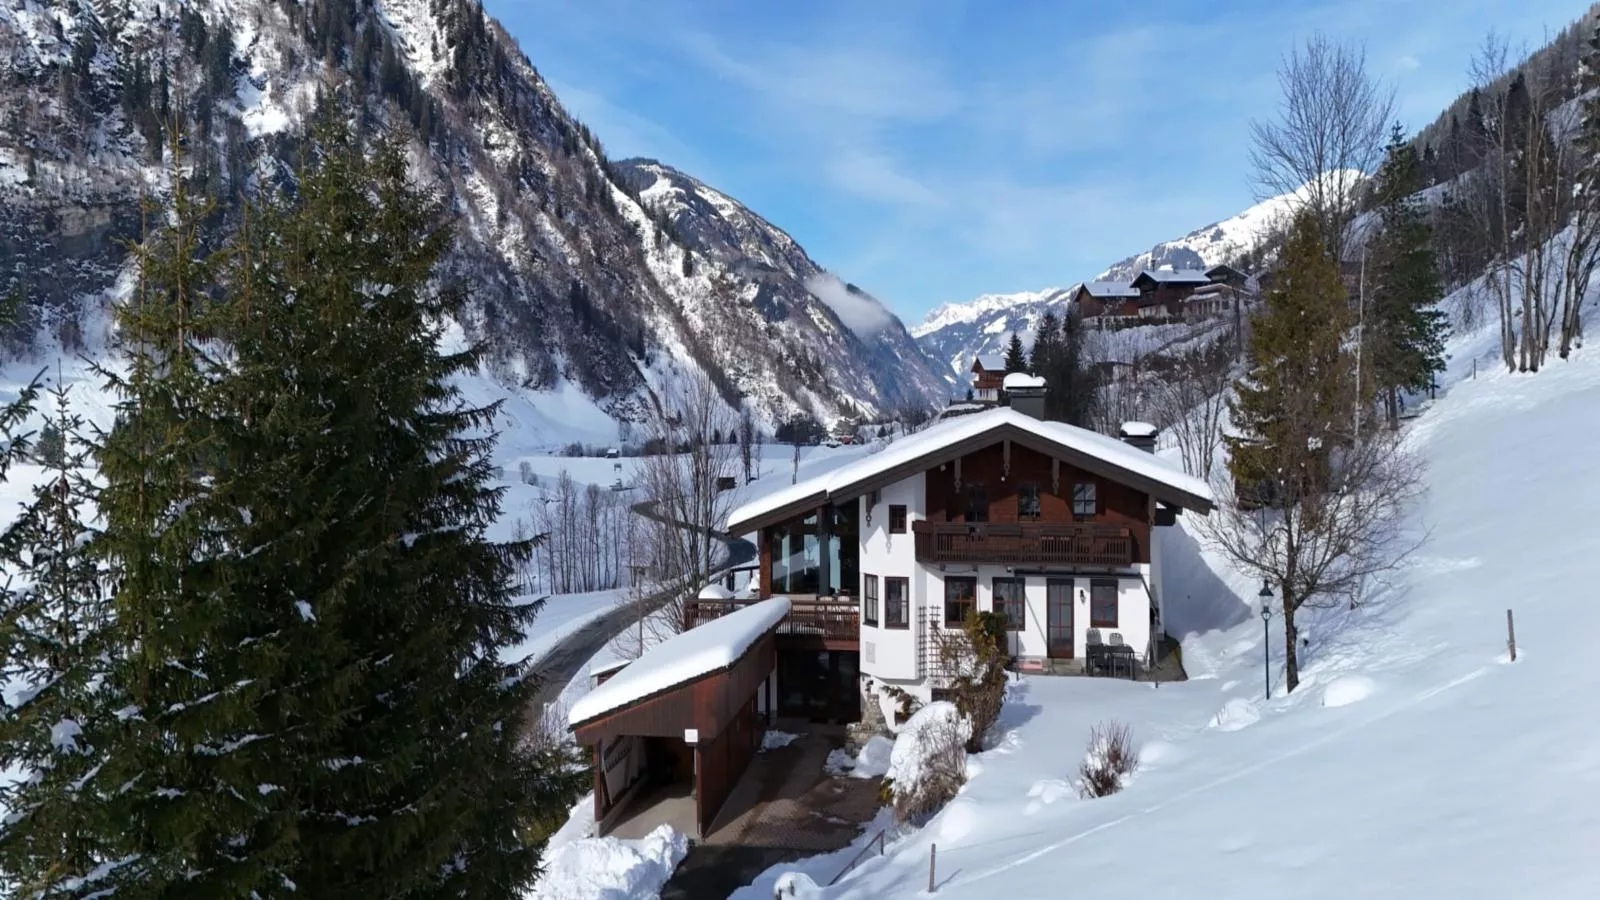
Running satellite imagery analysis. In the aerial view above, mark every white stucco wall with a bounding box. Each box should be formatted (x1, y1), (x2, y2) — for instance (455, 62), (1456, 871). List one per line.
(858, 472), (925, 682)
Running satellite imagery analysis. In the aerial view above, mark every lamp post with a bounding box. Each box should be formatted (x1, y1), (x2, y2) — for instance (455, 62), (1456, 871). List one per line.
(1258, 581), (1274, 700)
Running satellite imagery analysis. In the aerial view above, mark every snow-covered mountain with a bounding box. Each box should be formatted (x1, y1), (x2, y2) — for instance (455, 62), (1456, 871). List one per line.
(0, 0), (945, 435)
(911, 289), (1074, 381)
(611, 159), (949, 416)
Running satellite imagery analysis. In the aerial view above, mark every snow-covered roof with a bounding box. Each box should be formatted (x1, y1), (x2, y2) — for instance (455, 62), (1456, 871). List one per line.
(1003, 373), (1047, 390)
(972, 354), (1006, 371)
(1133, 268), (1211, 285)
(1119, 421), (1159, 438)
(726, 408), (1213, 534)
(568, 598), (791, 726)
(1077, 281), (1140, 298)
(590, 658), (632, 678)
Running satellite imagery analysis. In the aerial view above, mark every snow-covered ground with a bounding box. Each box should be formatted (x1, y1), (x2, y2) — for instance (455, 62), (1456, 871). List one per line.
(759, 289), (1600, 898)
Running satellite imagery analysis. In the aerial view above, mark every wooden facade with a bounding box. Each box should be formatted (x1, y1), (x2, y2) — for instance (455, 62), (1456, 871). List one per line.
(574, 630), (777, 838)
(921, 442), (1153, 563)
(912, 520), (1135, 567)
(1076, 288), (1140, 319)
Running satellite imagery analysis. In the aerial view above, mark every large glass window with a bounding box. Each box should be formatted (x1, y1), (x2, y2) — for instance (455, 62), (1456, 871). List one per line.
(945, 577), (976, 626)
(992, 577), (1025, 631)
(828, 499), (859, 596)
(885, 578), (909, 629)
(768, 514), (819, 595)
(1090, 578), (1119, 627)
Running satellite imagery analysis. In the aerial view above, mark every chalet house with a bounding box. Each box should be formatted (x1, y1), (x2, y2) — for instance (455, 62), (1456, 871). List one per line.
(969, 354), (1006, 403)
(1204, 263), (1249, 289)
(1129, 268), (1212, 317)
(718, 382), (1214, 723)
(1070, 281), (1141, 319)
(569, 385), (1214, 840)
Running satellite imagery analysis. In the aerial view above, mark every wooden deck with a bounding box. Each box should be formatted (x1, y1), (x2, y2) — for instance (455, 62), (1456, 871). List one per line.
(912, 521), (1134, 567)
(686, 598), (860, 648)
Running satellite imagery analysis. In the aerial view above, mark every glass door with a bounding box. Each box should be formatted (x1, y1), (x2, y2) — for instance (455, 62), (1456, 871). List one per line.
(1047, 579), (1074, 659)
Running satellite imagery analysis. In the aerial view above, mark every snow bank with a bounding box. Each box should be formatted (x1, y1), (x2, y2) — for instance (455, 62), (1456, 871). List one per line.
(887, 702), (971, 792)
(824, 735), (894, 778)
(568, 598), (790, 725)
(525, 823), (687, 900)
(1321, 674), (1377, 708)
(762, 730), (801, 751)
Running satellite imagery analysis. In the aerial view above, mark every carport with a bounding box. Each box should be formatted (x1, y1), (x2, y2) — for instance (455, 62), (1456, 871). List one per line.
(570, 598), (790, 839)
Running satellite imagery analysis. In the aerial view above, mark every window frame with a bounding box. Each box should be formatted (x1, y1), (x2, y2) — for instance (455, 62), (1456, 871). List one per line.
(884, 577), (910, 629)
(1072, 481), (1098, 519)
(888, 504), (908, 534)
(1089, 577), (1119, 628)
(992, 576), (1026, 631)
(964, 484), (989, 522)
(1016, 482), (1041, 519)
(944, 576), (977, 627)
(863, 574), (880, 627)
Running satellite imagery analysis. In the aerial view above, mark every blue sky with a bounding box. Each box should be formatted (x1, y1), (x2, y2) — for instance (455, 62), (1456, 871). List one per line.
(488, 0), (1591, 324)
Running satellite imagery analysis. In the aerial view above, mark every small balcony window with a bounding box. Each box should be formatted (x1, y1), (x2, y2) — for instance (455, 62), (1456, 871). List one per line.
(1017, 483), (1041, 518)
(1072, 482), (1097, 518)
(889, 504), (908, 534)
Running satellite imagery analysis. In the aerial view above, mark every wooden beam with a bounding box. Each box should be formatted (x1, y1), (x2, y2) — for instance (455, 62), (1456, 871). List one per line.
(1002, 439), (1011, 480)
(1052, 458), (1060, 495)
(954, 457), (962, 493)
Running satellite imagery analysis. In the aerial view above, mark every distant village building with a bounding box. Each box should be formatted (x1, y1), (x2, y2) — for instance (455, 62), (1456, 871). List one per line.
(969, 354), (1006, 403)
(1069, 282), (1141, 319)
(1072, 264), (1257, 326)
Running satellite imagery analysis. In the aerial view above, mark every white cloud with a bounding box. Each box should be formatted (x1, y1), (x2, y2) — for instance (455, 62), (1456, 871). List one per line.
(805, 272), (896, 337)
(1397, 54), (1422, 70)
(826, 149), (945, 209)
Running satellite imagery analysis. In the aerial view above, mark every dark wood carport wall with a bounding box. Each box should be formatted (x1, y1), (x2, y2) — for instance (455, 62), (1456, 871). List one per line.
(572, 630), (777, 839)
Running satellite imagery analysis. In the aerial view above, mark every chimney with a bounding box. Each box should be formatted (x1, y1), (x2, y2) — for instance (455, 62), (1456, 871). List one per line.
(1003, 373), (1048, 420)
(1119, 421), (1158, 453)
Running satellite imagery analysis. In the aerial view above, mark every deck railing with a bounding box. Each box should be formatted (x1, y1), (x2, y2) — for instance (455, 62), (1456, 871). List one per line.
(685, 597), (860, 643)
(912, 521), (1134, 567)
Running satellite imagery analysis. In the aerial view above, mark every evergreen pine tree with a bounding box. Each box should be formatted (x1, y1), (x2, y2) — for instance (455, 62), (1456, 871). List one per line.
(1227, 212), (1354, 507)
(1002, 331), (1027, 373)
(217, 120), (578, 896)
(1028, 311), (1062, 374)
(0, 381), (118, 898)
(1368, 124), (1449, 428)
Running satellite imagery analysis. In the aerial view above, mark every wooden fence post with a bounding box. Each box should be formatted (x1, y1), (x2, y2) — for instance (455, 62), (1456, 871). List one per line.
(928, 844), (937, 893)
(1506, 609), (1516, 662)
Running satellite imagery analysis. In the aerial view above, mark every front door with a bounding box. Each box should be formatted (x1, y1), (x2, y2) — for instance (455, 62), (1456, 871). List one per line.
(1047, 578), (1074, 659)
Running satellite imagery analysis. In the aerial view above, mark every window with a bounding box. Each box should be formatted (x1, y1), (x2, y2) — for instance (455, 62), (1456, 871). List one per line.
(885, 577), (910, 629)
(863, 574), (879, 626)
(889, 504), (908, 534)
(964, 485), (989, 522)
(1072, 482), (1098, 518)
(1017, 482), (1041, 518)
(992, 577), (1025, 631)
(945, 577), (976, 626)
(1090, 578), (1118, 628)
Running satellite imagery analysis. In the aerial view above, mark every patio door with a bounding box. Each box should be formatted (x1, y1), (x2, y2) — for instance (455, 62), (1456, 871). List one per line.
(1046, 578), (1074, 659)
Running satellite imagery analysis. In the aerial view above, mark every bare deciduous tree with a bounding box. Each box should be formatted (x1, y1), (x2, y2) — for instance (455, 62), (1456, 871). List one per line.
(1150, 345), (1233, 480)
(624, 372), (742, 646)
(1199, 428), (1427, 693)
(532, 471), (633, 594)
(1250, 33), (1396, 262)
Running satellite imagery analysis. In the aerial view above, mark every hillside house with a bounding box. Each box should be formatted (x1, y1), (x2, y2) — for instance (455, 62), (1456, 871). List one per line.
(1071, 281), (1141, 320)
(1130, 268), (1212, 317)
(969, 354), (1006, 403)
(709, 383), (1214, 727)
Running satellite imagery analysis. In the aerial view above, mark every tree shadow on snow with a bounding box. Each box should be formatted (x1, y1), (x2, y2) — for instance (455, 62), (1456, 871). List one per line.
(1161, 523), (1252, 637)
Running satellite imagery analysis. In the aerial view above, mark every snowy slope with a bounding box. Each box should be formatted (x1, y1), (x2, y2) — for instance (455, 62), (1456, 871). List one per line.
(785, 280), (1600, 899)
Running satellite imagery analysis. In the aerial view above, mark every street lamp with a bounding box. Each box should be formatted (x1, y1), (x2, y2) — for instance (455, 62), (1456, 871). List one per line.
(1258, 581), (1274, 700)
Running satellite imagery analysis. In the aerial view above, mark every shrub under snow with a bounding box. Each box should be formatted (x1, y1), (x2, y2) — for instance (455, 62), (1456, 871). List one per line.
(526, 823), (687, 900)
(1076, 720), (1139, 799)
(886, 701), (972, 823)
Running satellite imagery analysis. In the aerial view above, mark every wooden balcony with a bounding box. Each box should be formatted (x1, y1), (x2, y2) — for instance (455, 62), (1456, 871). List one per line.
(685, 598), (860, 648)
(912, 521), (1134, 567)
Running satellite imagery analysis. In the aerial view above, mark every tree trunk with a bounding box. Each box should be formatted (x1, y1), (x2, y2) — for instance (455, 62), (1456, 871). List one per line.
(1282, 598), (1301, 694)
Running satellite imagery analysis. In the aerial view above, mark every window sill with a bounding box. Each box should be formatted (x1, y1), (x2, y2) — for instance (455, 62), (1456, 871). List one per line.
(1090, 620), (1119, 629)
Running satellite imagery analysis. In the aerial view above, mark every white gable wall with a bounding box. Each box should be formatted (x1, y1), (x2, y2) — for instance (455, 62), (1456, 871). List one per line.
(858, 472), (925, 682)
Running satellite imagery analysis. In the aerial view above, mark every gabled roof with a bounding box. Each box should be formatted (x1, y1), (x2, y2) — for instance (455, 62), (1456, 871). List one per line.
(1075, 281), (1140, 299)
(1205, 263), (1248, 281)
(972, 354), (1006, 372)
(1130, 268), (1211, 289)
(568, 598), (790, 727)
(725, 408), (1214, 535)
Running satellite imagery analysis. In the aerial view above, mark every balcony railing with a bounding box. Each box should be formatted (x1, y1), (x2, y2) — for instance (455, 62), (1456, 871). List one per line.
(685, 598), (860, 643)
(912, 521), (1134, 567)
